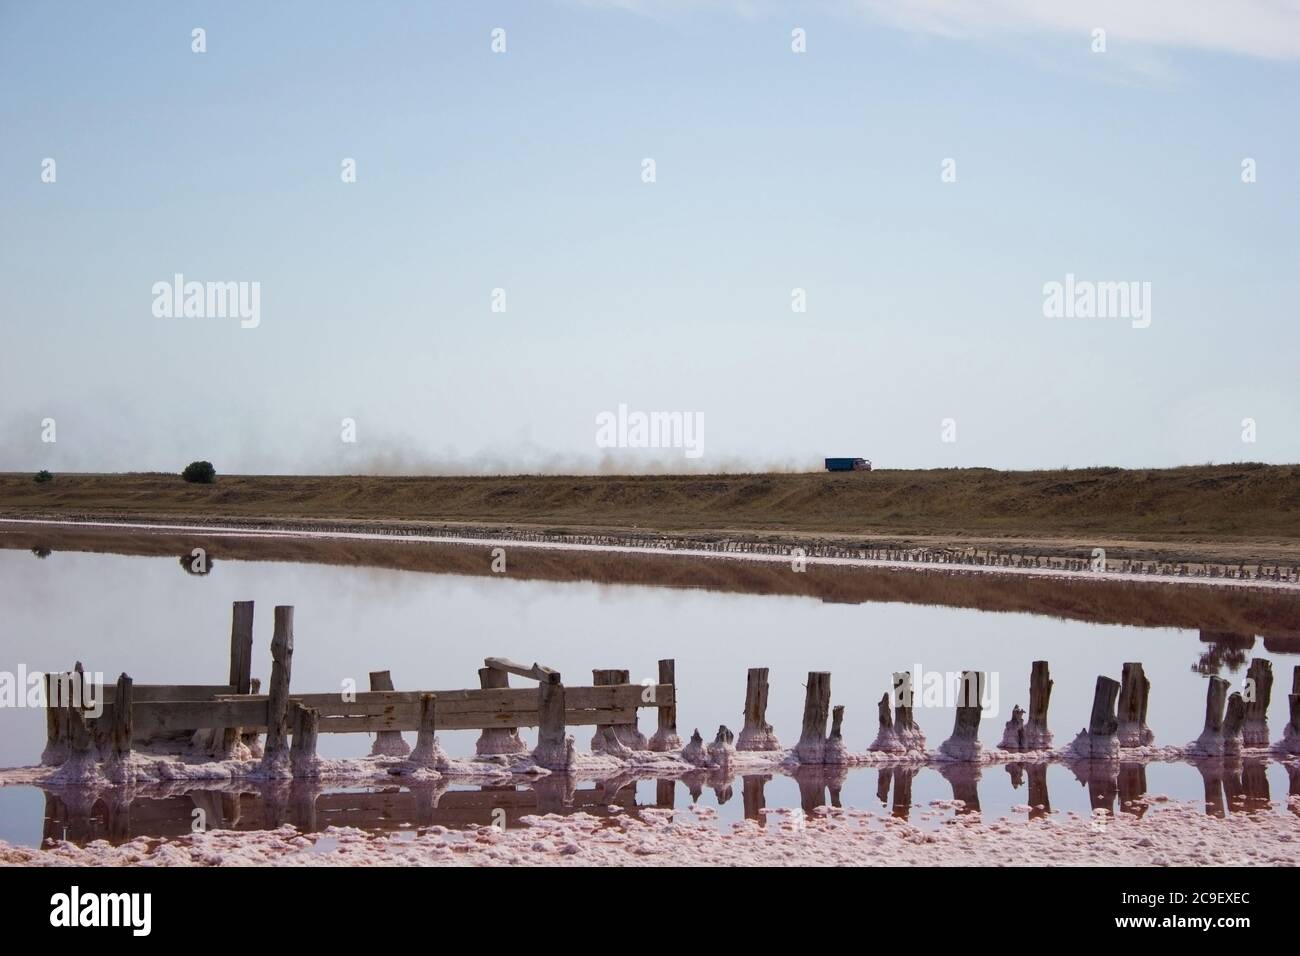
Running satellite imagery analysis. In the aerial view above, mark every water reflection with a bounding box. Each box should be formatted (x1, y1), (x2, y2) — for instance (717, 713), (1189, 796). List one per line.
(1192, 757), (1273, 818)
(1005, 762), (1051, 819)
(29, 756), (1299, 849)
(1194, 630), (1254, 676)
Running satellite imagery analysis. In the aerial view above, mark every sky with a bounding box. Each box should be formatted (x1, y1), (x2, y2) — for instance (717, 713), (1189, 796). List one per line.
(2, 0), (1297, 474)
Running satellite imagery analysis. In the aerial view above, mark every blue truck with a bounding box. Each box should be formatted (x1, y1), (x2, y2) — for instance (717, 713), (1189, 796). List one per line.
(825, 457), (872, 472)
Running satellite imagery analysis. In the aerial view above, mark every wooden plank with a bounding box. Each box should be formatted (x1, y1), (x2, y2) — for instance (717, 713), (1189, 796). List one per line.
(99, 685), (236, 704)
(216, 685), (673, 714)
(132, 699), (271, 737)
(317, 705), (637, 733)
(484, 657), (560, 684)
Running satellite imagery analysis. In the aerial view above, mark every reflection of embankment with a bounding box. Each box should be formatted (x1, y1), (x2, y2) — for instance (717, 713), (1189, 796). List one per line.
(5, 525), (1299, 638)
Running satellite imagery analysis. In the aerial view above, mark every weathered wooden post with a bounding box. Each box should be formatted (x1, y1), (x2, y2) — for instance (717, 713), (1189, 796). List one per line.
(109, 673), (133, 762)
(682, 728), (709, 766)
(707, 725), (737, 768)
(532, 672), (572, 770)
(869, 691), (907, 752)
(793, 671), (831, 763)
(41, 671), (69, 765)
(368, 670), (411, 757)
(1116, 662), (1154, 747)
(220, 600), (255, 755)
(1069, 675), (1120, 757)
(824, 704), (848, 763)
(939, 671), (985, 760)
(892, 670), (926, 751)
(241, 677), (263, 756)
(475, 668), (525, 755)
(1222, 692), (1246, 756)
(65, 662), (94, 759)
(1242, 658), (1272, 746)
(262, 606), (294, 766)
(590, 668), (646, 751)
(1192, 675), (1230, 755)
(736, 667), (781, 751)
(997, 705), (1027, 751)
(410, 693), (446, 767)
(290, 702), (320, 777)
(647, 659), (683, 752)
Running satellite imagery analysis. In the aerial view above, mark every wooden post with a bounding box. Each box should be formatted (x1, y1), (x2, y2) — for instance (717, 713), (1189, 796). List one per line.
(532, 674), (571, 769)
(1025, 661), (1053, 749)
(648, 659), (683, 752)
(290, 702), (320, 776)
(590, 668), (646, 751)
(65, 662), (93, 757)
(1116, 662), (1153, 747)
(793, 671), (831, 763)
(825, 704), (848, 763)
(474, 667), (525, 755)
(369, 670), (411, 757)
(263, 606), (294, 761)
(737, 667), (780, 751)
(411, 693), (445, 767)
(1192, 675), (1229, 755)
(241, 678), (262, 755)
(869, 691), (907, 752)
(1222, 692), (1246, 755)
(1242, 658), (1272, 746)
(109, 673), (133, 761)
(1282, 692), (1300, 754)
(41, 671), (69, 765)
(220, 600), (255, 754)
(1088, 676), (1120, 736)
(892, 670), (926, 751)
(938, 671), (985, 760)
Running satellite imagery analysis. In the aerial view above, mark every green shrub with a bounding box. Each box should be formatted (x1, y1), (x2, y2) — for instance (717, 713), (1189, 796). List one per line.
(34, 470), (52, 483)
(181, 461), (217, 484)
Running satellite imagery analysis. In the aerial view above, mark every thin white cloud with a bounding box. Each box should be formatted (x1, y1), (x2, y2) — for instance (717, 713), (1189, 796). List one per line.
(849, 0), (1300, 59)
(572, 0), (1300, 58)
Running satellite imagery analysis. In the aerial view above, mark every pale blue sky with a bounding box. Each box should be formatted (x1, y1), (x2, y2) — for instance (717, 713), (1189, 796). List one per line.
(2, 1), (1297, 473)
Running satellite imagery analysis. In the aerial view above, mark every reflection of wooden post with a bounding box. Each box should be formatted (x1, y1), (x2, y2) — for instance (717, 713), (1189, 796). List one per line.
(1026, 763), (1050, 819)
(263, 607), (294, 759)
(369, 670), (410, 757)
(1242, 658), (1272, 746)
(737, 667), (780, 751)
(109, 673), (133, 761)
(1118, 762), (1148, 818)
(220, 601), (255, 754)
(793, 672), (831, 763)
(892, 767), (916, 820)
(648, 659), (683, 752)
(1116, 662), (1152, 747)
(742, 775), (768, 823)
